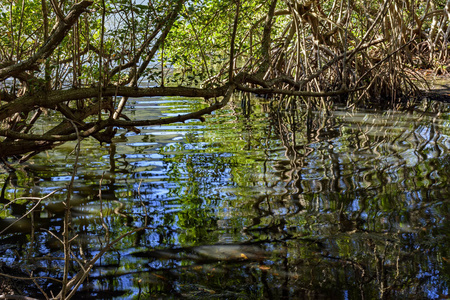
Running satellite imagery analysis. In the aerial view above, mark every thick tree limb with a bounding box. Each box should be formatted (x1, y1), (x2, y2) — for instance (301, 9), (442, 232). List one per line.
(0, 79), (355, 160)
(0, 85), (236, 141)
(235, 84), (358, 97)
(236, 73), (301, 89)
(0, 91), (16, 103)
(0, 85), (229, 120)
(256, 0), (278, 76)
(0, 85), (236, 158)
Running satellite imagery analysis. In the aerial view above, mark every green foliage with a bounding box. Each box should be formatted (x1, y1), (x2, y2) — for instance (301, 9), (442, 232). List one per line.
(164, 0), (271, 83)
(0, 0), (47, 59)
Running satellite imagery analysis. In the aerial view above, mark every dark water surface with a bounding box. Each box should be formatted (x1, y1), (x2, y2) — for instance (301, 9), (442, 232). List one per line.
(1, 96), (450, 299)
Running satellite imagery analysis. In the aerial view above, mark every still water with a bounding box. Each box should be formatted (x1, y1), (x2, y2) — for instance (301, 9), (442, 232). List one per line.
(1, 95), (450, 299)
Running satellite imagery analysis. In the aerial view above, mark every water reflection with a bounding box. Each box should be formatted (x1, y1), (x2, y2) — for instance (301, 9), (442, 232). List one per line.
(1, 97), (450, 299)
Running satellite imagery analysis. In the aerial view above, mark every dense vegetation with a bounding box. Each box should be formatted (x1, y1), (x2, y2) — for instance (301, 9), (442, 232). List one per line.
(1, 0), (449, 160)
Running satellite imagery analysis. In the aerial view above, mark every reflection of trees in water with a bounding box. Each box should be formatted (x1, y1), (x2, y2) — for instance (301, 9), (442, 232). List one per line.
(1, 100), (450, 298)
(0, 144), (146, 297)
(240, 104), (450, 299)
(124, 101), (450, 298)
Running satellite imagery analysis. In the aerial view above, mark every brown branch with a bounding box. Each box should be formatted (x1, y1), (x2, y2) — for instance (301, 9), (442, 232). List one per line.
(235, 73), (300, 89)
(235, 83), (363, 97)
(0, 100), (111, 159)
(229, 0), (240, 80)
(0, 190), (58, 235)
(0, 272), (62, 284)
(0, 85), (229, 120)
(110, 83), (236, 127)
(108, 12), (169, 79)
(109, 1), (186, 86)
(0, 85), (236, 158)
(0, 129), (81, 142)
(256, 0), (278, 76)
(0, 90), (16, 102)
(0, 85), (236, 142)
(355, 40), (415, 88)
(49, 0), (66, 22)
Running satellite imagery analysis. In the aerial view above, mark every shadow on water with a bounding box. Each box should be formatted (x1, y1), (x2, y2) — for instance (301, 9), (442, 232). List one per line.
(1, 96), (450, 299)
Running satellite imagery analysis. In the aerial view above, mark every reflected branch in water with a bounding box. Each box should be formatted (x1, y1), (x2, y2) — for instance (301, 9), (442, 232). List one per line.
(2, 94), (450, 298)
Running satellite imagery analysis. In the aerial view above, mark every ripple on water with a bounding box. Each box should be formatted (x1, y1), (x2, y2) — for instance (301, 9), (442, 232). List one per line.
(2, 97), (450, 298)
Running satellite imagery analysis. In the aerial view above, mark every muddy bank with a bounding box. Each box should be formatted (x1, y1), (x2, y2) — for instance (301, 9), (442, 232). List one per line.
(420, 76), (450, 102)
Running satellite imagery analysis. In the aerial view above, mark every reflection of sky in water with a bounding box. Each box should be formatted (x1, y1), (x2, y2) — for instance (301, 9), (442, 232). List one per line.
(2, 97), (450, 298)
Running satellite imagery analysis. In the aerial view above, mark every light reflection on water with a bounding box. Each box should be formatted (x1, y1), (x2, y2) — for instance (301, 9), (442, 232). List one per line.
(1, 96), (450, 298)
